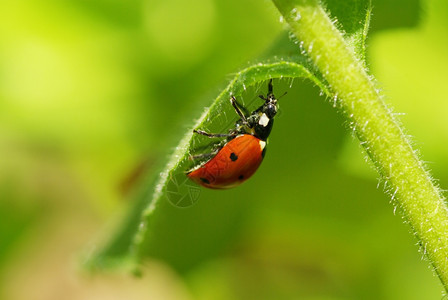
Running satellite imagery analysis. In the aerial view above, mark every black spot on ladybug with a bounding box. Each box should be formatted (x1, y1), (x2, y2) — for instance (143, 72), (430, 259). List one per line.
(230, 153), (238, 161)
(200, 177), (210, 184)
(238, 175), (244, 180)
(262, 147), (267, 158)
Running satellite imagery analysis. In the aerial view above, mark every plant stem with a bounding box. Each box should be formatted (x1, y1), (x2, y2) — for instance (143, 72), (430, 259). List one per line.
(272, 0), (448, 291)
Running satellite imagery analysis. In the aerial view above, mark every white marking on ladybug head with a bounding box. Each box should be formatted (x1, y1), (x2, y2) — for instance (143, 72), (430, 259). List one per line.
(259, 140), (266, 150)
(258, 113), (270, 127)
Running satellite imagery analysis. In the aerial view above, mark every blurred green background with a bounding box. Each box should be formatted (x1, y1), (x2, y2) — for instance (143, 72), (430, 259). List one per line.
(1, 0), (448, 299)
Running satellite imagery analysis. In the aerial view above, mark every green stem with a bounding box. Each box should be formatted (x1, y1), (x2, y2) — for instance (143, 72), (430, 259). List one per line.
(272, 0), (448, 291)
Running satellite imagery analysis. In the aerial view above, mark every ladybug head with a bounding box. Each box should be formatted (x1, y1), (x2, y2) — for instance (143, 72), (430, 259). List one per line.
(262, 96), (278, 119)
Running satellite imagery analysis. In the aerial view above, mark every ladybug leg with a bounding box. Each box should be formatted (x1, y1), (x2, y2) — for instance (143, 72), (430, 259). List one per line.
(230, 96), (247, 123)
(193, 129), (236, 138)
(268, 78), (273, 94)
(259, 78), (274, 101)
(189, 152), (216, 160)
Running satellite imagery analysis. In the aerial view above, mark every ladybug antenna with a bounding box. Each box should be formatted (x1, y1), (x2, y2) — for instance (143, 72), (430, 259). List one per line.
(259, 79), (287, 101)
(277, 91), (287, 100)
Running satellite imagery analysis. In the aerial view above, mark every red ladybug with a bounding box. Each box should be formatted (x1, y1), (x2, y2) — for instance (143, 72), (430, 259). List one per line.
(187, 79), (282, 189)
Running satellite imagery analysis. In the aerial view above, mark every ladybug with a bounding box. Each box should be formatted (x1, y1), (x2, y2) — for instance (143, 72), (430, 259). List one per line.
(187, 79), (283, 189)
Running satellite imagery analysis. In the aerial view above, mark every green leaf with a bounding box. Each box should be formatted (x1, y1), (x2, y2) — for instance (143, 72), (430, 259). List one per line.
(86, 0), (375, 273)
(324, 0), (372, 62)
